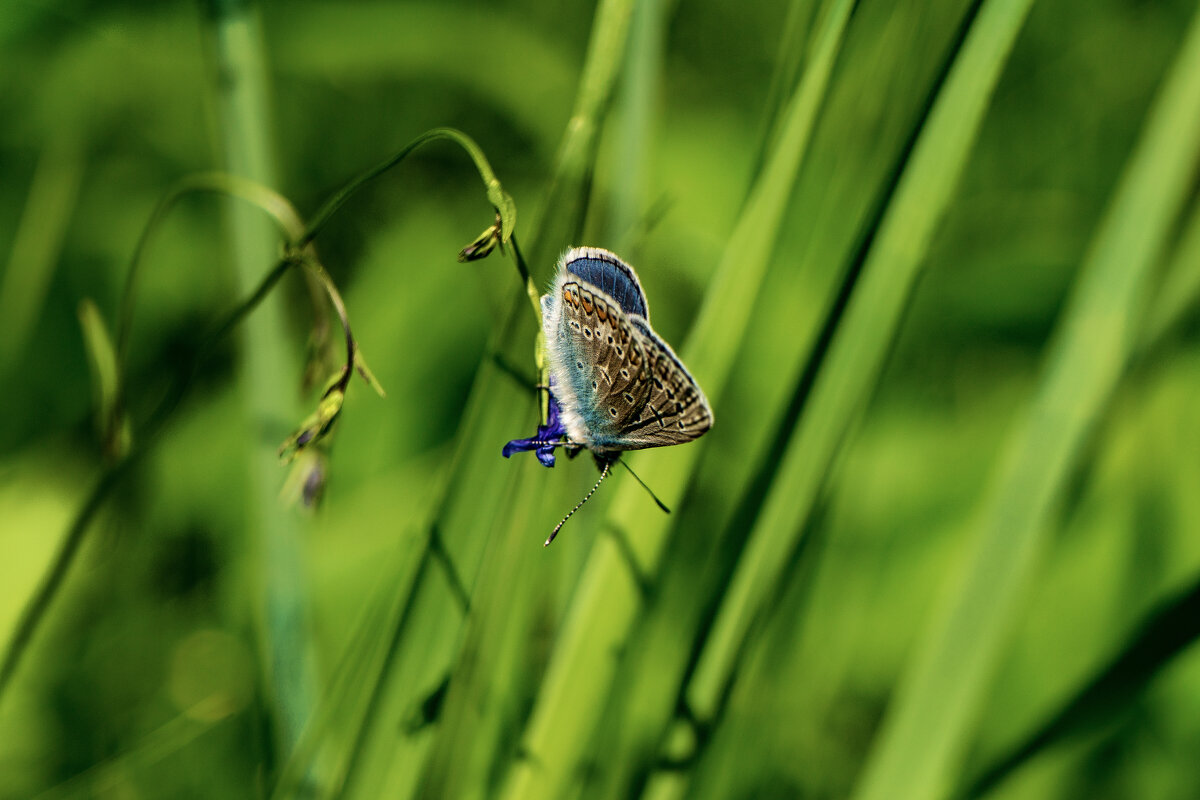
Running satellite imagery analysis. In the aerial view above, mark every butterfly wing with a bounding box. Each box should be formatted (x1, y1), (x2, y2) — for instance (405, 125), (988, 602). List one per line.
(612, 318), (713, 449)
(561, 246), (650, 320)
(549, 279), (652, 451)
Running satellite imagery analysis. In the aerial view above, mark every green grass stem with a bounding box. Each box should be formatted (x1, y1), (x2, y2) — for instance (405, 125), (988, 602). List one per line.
(202, 0), (316, 762)
(1140, 195), (1200, 352)
(526, 0), (634, 266)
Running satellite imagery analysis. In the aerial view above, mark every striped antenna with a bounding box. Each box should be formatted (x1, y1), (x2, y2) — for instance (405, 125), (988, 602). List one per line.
(616, 458), (670, 513)
(544, 462), (611, 546)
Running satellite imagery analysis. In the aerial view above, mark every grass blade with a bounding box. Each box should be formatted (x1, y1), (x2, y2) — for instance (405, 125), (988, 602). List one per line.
(851, 5), (1200, 799)
(606, 0), (664, 251)
(526, 0), (635, 266)
(686, 0), (1035, 727)
(960, 573), (1200, 799)
(77, 299), (131, 461)
(745, 0), (819, 195)
(0, 134), (82, 371)
(1140, 194), (1200, 352)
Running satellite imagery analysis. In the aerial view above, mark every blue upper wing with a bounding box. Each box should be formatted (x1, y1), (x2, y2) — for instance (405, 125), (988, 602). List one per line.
(562, 248), (649, 320)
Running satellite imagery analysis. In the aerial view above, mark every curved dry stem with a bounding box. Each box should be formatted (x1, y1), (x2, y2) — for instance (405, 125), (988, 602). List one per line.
(300, 127), (534, 323)
(117, 172), (305, 365)
(301, 127), (515, 246)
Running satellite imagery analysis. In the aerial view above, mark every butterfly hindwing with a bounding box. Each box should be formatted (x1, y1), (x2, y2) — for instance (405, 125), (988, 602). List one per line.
(614, 318), (713, 448)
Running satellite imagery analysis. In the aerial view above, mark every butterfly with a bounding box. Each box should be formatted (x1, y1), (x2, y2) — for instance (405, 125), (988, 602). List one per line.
(503, 247), (713, 543)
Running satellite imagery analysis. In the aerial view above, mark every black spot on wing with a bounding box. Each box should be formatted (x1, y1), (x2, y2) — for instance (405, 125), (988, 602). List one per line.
(565, 255), (647, 318)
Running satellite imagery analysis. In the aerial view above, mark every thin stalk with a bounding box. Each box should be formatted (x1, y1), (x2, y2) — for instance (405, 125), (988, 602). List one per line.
(296, 125), (533, 326)
(112, 173), (307, 457)
(201, 0), (316, 763)
(302, 127), (515, 248)
(116, 172), (306, 366)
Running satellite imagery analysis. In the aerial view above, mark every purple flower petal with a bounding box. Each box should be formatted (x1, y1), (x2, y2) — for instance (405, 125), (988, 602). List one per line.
(502, 436), (538, 458)
(503, 391), (568, 468)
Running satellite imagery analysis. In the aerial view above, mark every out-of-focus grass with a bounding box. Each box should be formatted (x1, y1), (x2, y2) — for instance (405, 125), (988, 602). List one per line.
(852, 3), (1200, 799)
(3, 2), (1200, 800)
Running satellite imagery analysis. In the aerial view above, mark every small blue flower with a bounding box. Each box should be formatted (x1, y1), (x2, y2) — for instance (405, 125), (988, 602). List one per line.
(503, 391), (566, 467)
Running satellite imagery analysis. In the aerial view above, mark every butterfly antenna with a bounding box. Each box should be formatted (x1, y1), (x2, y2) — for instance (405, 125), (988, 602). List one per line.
(545, 462), (611, 546)
(616, 458), (671, 514)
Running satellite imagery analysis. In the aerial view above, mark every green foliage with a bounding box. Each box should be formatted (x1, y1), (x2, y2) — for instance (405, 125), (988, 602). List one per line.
(3, 1), (1200, 799)
(852, 7), (1200, 799)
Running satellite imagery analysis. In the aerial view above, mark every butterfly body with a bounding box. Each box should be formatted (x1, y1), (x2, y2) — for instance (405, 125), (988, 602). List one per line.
(540, 247), (712, 458)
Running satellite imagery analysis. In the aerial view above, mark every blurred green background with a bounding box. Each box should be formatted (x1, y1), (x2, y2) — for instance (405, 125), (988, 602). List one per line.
(3, 0), (1200, 798)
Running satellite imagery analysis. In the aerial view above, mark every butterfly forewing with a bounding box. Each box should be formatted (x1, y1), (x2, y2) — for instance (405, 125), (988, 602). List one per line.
(563, 247), (650, 319)
(557, 280), (651, 445)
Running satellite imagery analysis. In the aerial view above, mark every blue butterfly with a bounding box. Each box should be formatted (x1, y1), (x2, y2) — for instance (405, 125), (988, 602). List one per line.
(504, 247), (713, 542)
